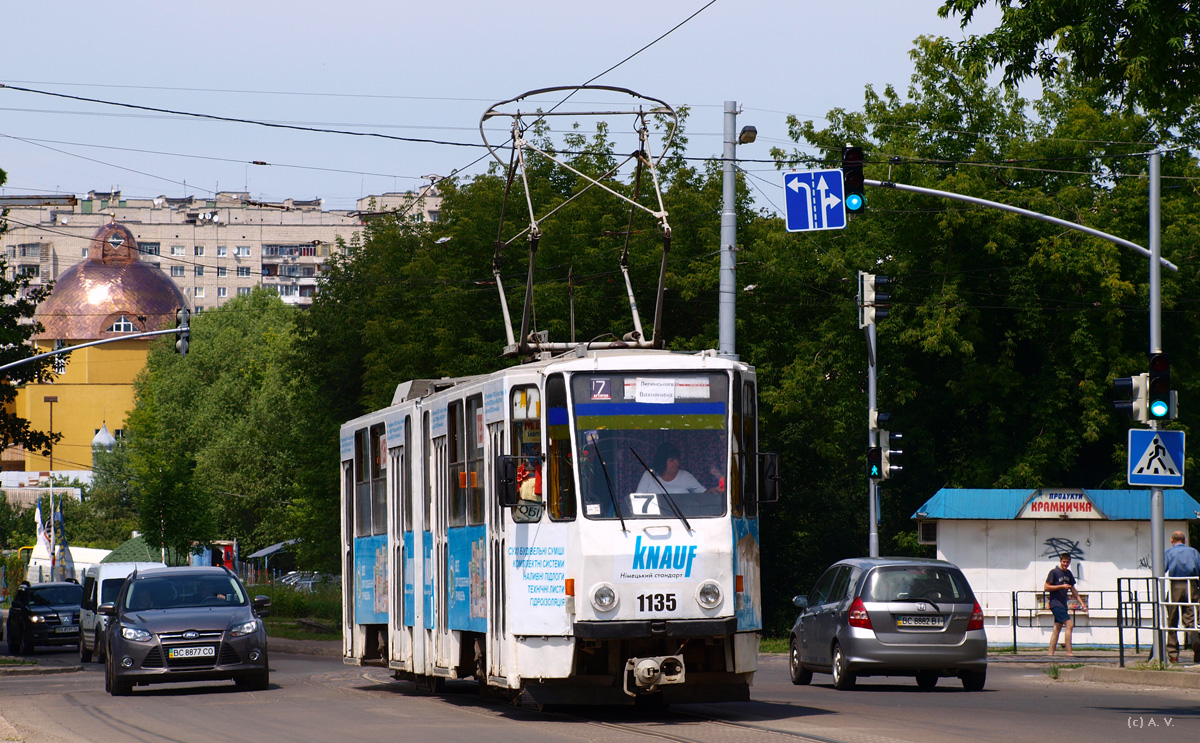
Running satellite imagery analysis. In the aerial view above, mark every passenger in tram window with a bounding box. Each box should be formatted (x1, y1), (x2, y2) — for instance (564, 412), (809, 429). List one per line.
(517, 444), (542, 503)
(635, 442), (720, 495)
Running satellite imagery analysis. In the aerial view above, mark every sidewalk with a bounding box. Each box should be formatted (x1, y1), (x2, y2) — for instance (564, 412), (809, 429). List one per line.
(988, 647), (1200, 690)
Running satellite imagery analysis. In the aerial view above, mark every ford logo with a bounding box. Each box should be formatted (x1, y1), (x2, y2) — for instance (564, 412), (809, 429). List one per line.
(183, 631), (199, 639)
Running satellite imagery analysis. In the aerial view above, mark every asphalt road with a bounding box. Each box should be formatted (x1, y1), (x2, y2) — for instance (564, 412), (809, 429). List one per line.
(1, 649), (1197, 743)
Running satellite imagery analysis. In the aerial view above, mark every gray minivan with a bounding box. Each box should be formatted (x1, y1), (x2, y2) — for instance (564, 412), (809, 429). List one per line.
(789, 557), (987, 690)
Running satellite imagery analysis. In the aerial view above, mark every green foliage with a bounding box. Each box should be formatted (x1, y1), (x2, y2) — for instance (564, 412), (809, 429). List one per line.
(939, 0), (1200, 134)
(126, 289), (328, 562)
(248, 583), (340, 622)
(0, 499), (34, 551)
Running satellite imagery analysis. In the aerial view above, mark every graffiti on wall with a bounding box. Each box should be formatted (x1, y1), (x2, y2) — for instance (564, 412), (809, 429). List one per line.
(1041, 537), (1085, 580)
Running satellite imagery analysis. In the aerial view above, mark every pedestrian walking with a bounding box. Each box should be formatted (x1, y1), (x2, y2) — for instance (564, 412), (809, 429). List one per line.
(1045, 553), (1084, 656)
(1164, 530), (1200, 663)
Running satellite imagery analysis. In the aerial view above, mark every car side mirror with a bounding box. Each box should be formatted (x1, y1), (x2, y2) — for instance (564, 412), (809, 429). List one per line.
(495, 455), (521, 507)
(253, 595), (272, 617)
(98, 603), (116, 617)
(792, 595), (809, 611)
(757, 452), (780, 503)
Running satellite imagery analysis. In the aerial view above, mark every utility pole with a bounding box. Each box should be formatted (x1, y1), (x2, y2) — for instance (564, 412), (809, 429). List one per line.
(719, 101), (738, 360)
(719, 101), (756, 360)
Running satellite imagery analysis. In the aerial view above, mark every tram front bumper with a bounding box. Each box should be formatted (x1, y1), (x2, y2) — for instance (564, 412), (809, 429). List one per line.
(573, 616), (737, 639)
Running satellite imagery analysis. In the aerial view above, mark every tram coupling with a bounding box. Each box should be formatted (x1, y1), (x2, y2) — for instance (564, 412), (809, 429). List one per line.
(623, 653), (686, 696)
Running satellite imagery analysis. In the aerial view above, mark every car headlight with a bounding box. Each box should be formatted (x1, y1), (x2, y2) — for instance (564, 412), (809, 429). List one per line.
(121, 626), (152, 642)
(29, 614), (47, 623)
(230, 619), (260, 637)
(590, 583), (619, 612)
(696, 581), (723, 609)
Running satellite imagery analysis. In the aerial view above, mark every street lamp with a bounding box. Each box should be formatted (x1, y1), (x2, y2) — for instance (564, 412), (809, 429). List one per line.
(44, 395), (57, 475)
(720, 102), (755, 359)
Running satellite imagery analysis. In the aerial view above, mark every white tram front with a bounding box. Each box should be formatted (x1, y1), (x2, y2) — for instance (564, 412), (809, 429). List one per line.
(340, 349), (779, 705)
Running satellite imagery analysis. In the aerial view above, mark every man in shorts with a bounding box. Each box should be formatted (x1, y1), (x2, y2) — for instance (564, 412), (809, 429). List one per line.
(1044, 553), (1084, 656)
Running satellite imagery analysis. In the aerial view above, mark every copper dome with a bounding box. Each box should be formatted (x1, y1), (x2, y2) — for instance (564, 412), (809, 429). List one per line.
(33, 222), (188, 341)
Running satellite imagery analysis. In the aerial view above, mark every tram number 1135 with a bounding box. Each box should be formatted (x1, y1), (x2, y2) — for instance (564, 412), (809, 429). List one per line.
(637, 593), (677, 612)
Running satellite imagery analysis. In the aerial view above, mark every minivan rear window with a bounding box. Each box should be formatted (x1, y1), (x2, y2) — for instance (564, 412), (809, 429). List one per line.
(862, 566), (973, 603)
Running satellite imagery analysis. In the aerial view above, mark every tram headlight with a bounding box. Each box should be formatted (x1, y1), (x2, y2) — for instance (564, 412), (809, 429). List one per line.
(696, 581), (723, 610)
(591, 583), (619, 613)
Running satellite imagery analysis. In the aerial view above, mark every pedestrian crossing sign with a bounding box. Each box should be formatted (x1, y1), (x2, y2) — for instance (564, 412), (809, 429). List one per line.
(1128, 429), (1185, 487)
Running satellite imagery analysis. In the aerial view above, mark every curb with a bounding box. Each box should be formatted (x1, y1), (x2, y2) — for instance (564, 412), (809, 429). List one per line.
(0, 664), (83, 677)
(1058, 665), (1200, 690)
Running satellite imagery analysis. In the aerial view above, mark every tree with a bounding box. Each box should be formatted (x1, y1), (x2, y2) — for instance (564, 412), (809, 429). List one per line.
(939, 0), (1200, 130)
(0, 168), (61, 458)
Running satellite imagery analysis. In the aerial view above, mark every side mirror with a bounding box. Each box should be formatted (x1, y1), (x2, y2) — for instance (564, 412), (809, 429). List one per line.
(98, 603), (116, 617)
(792, 595), (809, 611)
(253, 595), (272, 617)
(495, 455), (521, 507)
(757, 452), (780, 503)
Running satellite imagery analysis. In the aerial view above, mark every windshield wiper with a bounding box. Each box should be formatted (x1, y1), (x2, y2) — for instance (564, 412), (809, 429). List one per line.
(889, 597), (942, 612)
(587, 435), (627, 533)
(628, 447), (692, 532)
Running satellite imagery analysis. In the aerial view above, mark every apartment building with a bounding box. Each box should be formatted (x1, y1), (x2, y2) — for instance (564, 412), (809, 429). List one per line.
(2, 188), (442, 310)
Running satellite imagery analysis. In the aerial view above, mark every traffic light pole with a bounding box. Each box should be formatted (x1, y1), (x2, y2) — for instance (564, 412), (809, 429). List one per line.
(1149, 151), (1165, 663)
(868, 322), (879, 558)
(0, 327), (185, 374)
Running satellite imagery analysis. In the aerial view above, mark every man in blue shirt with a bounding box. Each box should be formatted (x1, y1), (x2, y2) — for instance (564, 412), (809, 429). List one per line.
(1044, 553), (1084, 656)
(1164, 530), (1200, 663)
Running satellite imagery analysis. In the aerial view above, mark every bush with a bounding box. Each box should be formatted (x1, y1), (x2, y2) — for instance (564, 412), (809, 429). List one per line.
(246, 582), (340, 622)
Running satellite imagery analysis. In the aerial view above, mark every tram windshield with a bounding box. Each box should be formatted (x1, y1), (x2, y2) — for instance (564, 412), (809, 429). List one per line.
(572, 372), (729, 520)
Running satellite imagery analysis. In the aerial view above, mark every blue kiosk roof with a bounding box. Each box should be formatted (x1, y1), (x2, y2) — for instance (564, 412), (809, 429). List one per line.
(912, 489), (1200, 521)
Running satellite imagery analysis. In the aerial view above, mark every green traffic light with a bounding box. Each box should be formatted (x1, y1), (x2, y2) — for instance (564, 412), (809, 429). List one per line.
(1150, 399), (1169, 418)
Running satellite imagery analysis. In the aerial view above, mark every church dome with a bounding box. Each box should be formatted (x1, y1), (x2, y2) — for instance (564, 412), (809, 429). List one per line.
(33, 222), (188, 341)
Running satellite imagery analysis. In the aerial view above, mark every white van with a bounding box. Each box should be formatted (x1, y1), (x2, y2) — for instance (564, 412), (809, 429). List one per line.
(79, 562), (165, 662)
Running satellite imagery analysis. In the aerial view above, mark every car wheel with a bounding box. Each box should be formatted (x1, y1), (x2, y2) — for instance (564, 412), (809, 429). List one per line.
(79, 633), (93, 663)
(789, 638), (812, 685)
(915, 671), (938, 689)
(831, 643), (855, 690)
(6, 624), (19, 656)
(961, 669), (986, 692)
(235, 670), (270, 691)
(19, 627), (34, 655)
(106, 656), (132, 697)
(95, 631), (106, 663)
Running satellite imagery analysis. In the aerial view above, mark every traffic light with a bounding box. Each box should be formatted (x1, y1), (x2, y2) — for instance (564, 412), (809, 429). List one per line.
(1113, 373), (1149, 423)
(867, 447), (882, 478)
(858, 272), (890, 328)
(175, 307), (190, 357)
(1147, 353), (1175, 420)
(880, 430), (902, 480)
(842, 145), (865, 214)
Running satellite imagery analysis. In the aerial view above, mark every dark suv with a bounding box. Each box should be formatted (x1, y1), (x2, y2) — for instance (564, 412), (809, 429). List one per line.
(101, 566), (271, 695)
(5, 581), (83, 655)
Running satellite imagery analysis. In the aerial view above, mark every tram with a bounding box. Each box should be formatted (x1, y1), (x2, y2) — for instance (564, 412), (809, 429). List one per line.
(340, 86), (778, 704)
(340, 350), (778, 704)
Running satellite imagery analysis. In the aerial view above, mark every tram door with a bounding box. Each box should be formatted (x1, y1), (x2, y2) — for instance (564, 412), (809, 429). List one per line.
(430, 431), (452, 671)
(486, 419), (506, 680)
(389, 437), (411, 668)
(341, 461), (354, 658)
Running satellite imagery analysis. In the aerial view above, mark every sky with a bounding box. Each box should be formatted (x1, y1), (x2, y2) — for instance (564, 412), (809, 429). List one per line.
(0, 1), (1004, 213)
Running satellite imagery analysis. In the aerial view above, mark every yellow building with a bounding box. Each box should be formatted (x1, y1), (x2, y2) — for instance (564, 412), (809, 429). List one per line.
(4, 222), (187, 474)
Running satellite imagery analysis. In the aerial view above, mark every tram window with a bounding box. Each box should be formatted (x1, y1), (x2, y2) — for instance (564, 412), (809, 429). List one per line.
(354, 429), (372, 536)
(510, 385), (543, 523)
(370, 423), (387, 535)
(546, 375), (577, 521)
(465, 395), (484, 525)
(448, 401), (467, 527)
(423, 412), (432, 532)
(730, 372), (744, 518)
(742, 381), (758, 518)
(402, 415), (413, 532)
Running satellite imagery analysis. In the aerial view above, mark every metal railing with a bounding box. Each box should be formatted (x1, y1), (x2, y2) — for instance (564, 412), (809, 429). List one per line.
(1008, 589), (1120, 653)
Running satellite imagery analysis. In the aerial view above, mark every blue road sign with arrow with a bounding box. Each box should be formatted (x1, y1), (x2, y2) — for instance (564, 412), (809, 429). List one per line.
(1128, 429), (1185, 487)
(785, 169), (847, 232)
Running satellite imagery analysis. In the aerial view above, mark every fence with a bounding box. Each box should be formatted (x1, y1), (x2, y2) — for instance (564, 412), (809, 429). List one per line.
(1116, 576), (1200, 667)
